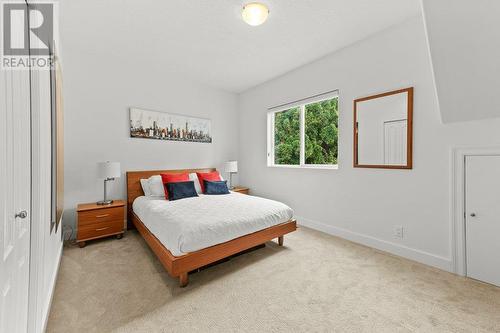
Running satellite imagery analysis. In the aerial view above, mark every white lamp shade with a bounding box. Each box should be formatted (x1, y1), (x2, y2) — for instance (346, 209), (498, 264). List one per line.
(98, 161), (121, 179)
(224, 161), (238, 173)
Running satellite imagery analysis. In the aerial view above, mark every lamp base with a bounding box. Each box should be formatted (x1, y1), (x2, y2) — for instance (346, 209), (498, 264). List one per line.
(96, 200), (113, 205)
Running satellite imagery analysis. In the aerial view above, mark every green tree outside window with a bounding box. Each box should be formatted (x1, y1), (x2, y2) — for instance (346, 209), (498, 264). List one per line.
(305, 98), (338, 165)
(274, 107), (300, 165)
(273, 97), (338, 166)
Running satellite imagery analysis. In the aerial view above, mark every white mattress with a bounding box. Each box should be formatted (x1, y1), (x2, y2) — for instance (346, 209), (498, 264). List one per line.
(132, 192), (294, 256)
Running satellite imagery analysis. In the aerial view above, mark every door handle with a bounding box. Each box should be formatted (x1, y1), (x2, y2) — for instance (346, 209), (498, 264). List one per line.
(15, 210), (27, 219)
(470, 213), (476, 217)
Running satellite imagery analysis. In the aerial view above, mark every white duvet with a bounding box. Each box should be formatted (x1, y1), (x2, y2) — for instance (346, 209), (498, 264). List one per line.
(132, 192), (294, 256)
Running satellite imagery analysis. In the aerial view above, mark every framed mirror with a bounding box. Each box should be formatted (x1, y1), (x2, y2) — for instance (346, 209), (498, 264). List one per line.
(353, 87), (413, 169)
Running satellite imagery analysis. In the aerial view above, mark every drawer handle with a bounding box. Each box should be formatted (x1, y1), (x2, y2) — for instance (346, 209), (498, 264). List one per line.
(95, 227), (109, 231)
(95, 214), (110, 218)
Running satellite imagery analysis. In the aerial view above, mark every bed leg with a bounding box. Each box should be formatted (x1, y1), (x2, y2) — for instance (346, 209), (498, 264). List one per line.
(278, 236), (284, 246)
(179, 273), (188, 287)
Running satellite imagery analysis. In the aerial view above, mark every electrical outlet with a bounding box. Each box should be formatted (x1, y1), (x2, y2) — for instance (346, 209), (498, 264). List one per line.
(393, 225), (404, 239)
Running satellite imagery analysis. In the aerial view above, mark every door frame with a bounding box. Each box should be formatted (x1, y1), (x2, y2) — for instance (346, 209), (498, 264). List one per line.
(451, 146), (500, 276)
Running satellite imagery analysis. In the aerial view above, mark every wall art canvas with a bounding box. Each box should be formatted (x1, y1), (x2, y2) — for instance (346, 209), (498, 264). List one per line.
(130, 108), (212, 143)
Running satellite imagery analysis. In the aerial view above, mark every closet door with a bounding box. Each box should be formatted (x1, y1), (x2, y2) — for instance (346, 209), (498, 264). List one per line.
(465, 155), (500, 286)
(0, 4), (32, 333)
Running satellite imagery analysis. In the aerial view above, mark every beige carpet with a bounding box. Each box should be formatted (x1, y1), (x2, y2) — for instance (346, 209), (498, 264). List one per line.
(47, 227), (500, 332)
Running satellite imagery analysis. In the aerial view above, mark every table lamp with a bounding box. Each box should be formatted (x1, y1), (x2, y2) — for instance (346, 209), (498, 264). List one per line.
(224, 160), (238, 189)
(97, 161), (120, 205)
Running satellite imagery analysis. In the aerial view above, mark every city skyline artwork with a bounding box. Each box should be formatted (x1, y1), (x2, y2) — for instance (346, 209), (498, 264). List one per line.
(130, 108), (212, 143)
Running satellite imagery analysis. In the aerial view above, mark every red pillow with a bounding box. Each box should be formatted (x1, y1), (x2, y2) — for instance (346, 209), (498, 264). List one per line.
(197, 171), (222, 193)
(161, 173), (189, 199)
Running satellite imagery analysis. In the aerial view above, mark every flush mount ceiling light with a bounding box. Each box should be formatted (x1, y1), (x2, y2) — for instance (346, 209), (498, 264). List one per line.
(242, 2), (269, 26)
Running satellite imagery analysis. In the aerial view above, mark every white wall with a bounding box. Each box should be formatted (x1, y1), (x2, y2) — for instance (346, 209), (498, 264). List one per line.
(28, 56), (63, 332)
(421, 0), (500, 123)
(25, 3), (64, 331)
(61, 49), (239, 233)
(237, 16), (500, 272)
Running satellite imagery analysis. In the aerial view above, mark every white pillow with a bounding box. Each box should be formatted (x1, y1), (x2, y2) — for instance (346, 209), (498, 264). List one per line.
(148, 175), (165, 197)
(140, 179), (152, 196)
(189, 173), (202, 194)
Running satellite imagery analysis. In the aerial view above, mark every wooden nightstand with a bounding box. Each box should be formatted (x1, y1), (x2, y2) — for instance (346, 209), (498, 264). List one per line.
(77, 200), (125, 248)
(231, 186), (249, 195)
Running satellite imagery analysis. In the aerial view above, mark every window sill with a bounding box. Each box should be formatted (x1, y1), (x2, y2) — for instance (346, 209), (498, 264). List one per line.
(267, 164), (338, 170)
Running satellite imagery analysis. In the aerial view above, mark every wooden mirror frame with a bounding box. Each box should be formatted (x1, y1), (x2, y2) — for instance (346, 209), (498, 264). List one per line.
(353, 87), (413, 169)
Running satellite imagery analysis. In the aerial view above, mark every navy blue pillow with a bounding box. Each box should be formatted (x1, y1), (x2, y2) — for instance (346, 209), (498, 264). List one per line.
(166, 181), (198, 201)
(204, 180), (230, 195)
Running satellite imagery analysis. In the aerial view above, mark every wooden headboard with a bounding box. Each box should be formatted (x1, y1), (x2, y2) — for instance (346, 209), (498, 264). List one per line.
(126, 168), (216, 227)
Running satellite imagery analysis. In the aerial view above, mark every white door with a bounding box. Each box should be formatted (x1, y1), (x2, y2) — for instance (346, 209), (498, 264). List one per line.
(465, 155), (500, 286)
(0, 47), (32, 333)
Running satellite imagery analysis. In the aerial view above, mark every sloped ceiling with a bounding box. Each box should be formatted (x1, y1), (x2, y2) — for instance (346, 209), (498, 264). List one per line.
(422, 0), (500, 123)
(60, 0), (420, 93)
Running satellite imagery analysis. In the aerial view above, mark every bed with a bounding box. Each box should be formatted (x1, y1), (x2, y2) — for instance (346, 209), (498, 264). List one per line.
(127, 168), (297, 287)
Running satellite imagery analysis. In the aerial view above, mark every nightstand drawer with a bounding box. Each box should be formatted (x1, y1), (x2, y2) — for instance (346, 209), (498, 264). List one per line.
(78, 206), (123, 226)
(77, 220), (123, 241)
(232, 187), (249, 195)
(235, 189), (249, 195)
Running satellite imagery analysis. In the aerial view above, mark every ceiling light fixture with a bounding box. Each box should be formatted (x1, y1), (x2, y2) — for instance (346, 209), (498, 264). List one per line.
(242, 3), (269, 26)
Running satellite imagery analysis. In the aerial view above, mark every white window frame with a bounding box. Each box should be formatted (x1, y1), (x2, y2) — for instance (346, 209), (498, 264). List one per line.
(267, 91), (339, 169)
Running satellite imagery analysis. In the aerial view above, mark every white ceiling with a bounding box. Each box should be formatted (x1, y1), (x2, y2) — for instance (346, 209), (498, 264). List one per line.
(61, 0), (421, 93)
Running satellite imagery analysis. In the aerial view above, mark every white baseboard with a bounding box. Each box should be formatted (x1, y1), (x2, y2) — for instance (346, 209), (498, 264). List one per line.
(296, 216), (453, 272)
(42, 242), (63, 333)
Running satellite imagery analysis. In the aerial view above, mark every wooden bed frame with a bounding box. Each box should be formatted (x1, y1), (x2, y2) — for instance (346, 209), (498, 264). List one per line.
(126, 168), (297, 287)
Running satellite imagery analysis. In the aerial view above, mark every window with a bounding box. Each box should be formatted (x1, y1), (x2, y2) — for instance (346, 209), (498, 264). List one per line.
(267, 93), (338, 168)
(274, 107), (300, 165)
